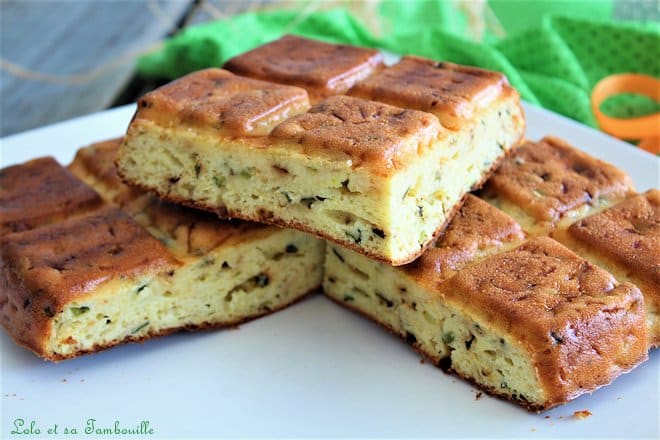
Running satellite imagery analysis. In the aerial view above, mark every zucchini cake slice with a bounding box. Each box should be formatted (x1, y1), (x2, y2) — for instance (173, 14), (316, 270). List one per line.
(553, 190), (660, 346)
(0, 206), (179, 360)
(224, 34), (384, 102)
(0, 141), (325, 361)
(480, 136), (635, 235)
(324, 195), (648, 410)
(117, 43), (524, 265)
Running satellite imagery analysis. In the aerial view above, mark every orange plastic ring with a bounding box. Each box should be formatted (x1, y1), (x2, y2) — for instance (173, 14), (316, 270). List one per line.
(591, 73), (660, 154)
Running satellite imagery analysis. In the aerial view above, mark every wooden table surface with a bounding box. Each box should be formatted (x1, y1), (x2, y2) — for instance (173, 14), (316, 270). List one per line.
(1, 0), (655, 138)
(0, 0), (275, 137)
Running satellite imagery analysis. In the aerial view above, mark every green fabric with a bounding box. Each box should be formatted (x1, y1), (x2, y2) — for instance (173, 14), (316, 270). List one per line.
(488, 0), (614, 36)
(137, 1), (660, 130)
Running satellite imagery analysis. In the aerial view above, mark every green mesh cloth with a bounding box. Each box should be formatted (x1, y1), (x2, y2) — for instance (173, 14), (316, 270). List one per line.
(137, 2), (660, 130)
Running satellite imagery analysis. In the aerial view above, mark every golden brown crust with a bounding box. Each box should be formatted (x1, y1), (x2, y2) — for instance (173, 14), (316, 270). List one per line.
(435, 195), (525, 249)
(0, 205), (179, 361)
(1, 206), (179, 312)
(349, 55), (512, 130)
(1, 157), (103, 235)
(486, 137), (635, 222)
(224, 34), (383, 101)
(563, 190), (660, 345)
(270, 95), (442, 175)
(441, 236), (648, 408)
(135, 68), (310, 136)
(404, 194), (526, 285)
(567, 190), (659, 288)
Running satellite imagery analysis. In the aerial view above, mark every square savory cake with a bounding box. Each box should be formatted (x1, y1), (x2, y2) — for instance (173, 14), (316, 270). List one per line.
(0, 140), (325, 361)
(480, 136), (635, 235)
(323, 194), (648, 411)
(1, 205), (179, 360)
(116, 37), (525, 265)
(478, 136), (659, 347)
(224, 34), (384, 102)
(553, 190), (660, 346)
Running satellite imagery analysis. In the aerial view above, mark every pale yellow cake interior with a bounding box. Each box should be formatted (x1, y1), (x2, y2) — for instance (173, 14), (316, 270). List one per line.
(323, 244), (545, 406)
(48, 228), (324, 358)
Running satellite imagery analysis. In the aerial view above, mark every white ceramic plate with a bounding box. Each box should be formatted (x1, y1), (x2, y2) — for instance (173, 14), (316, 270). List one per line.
(1, 103), (658, 439)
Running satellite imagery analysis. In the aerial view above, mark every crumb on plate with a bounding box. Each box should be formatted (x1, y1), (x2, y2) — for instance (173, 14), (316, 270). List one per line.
(573, 410), (592, 419)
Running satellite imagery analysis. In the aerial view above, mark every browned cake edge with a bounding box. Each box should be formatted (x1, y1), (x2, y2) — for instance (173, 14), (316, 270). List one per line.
(483, 136), (636, 226)
(0, 260), (52, 359)
(553, 227), (660, 348)
(549, 191), (660, 348)
(0, 157), (105, 236)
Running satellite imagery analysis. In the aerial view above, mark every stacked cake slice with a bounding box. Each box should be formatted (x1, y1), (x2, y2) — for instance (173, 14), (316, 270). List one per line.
(324, 137), (653, 410)
(116, 37), (525, 265)
(1, 35), (656, 412)
(0, 140), (324, 360)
